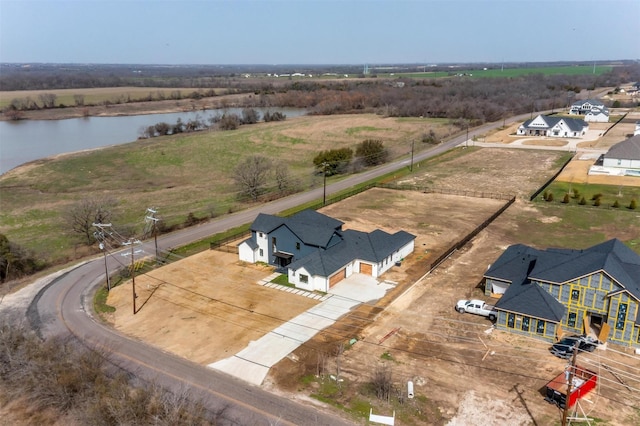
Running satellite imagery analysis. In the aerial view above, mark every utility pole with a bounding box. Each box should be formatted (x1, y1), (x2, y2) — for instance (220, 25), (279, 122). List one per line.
(93, 223), (112, 291)
(122, 239), (140, 315)
(410, 141), (415, 172)
(99, 243), (111, 291)
(145, 208), (160, 264)
(130, 243), (137, 315)
(466, 125), (469, 148)
(322, 162), (328, 206)
(561, 346), (579, 426)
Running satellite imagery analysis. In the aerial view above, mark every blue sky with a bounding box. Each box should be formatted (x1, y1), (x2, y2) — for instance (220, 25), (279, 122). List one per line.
(1, 0), (638, 65)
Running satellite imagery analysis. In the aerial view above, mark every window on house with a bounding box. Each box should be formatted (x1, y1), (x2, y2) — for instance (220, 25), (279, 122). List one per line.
(568, 312), (577, 327)
(296, 242), (300, 250)
(616, 303), (627, 330)
(571, 289), (580, 301)
(507, 313), (515, 328)
(299, 274), (308, 284)
(259, 249), (263, 257)
(521, 317), (530, 332)
(259, 232), (263, 238)
(536, 320), (545, 335)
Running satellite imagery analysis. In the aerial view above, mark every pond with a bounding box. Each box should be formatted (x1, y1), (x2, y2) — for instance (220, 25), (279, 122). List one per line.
(0, 107), (306, 175)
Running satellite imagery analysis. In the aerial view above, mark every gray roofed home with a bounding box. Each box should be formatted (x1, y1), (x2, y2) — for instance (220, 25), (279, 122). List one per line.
(592, 135), (640, 177)
(238, 209), (416, 293)
(517, 114), (588, 138)
(569, 98), (605, 115)
(483, 239), (640, 349)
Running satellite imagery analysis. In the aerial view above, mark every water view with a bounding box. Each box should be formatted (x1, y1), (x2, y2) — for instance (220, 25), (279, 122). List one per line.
(0, 107), (305, 174)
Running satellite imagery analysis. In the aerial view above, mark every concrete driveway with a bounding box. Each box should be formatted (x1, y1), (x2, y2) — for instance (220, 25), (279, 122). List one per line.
(209, 273), (394, 385)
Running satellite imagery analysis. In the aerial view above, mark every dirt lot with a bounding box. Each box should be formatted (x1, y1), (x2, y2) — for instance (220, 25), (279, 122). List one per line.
(105, 145), (639, 425)
(106, 252), (319, 364)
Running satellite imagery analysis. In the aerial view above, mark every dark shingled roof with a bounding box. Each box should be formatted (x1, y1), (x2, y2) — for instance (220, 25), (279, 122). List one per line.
(288, 228), (415, 277)
(521, 115), (587, 132)
(495, 277), (566, 322)
(239, 237), (258, 250)
(605, 135), (640, 161)
(251, 210), (344, 249)
(486, 239), (640, 319)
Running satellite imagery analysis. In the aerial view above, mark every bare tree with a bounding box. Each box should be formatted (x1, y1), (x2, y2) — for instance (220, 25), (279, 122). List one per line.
(66, 197), (116, 244)
(73, 94), (85, 106)
(241, 108), (260, 124)
(38, 93), (57, 109)
(335, 342), (344, 385)
(233, 155), (272, 201)
(274, 161), (295, 193)
(371, 364), (393, 401)
(218, 113), (241, 130)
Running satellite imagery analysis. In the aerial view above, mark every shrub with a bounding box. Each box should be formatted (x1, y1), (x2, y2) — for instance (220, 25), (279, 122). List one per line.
(572, 188), (580, 199)
(630, 199), (638, 210)
(591, 193), (603, 201)
(218, 113), (241, 130)
(594, 198), (601, 207)
(612, 200), (620, 208)
(263, 111), (287, 122)
(579, 196), (587, 205)
(355, 139), (388, 167)
(546, 192), (554, 202)
(562, 193), (570, 204)
(313, 148), (353, 176)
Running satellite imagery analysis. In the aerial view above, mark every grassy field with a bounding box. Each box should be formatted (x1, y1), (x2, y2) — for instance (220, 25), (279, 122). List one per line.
(0, 87), (223, 109)
(0, 114), (451, 264)
(3, 110), (639, 272)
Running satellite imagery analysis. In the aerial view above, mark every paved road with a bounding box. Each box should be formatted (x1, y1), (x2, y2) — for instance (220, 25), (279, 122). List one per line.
(26, 115), (530, 425)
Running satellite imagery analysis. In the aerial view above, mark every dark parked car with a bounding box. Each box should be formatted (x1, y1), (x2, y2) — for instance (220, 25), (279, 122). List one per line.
(550, 335), (598, 359)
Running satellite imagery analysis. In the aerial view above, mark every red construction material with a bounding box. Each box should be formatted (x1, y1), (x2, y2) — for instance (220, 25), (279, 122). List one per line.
(379, 327), (400, 344)
(545, 365), (597, 408)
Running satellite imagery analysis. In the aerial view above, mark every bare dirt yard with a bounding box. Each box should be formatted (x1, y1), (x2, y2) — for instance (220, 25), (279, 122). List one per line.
(106, 252), (319, 365)
(105, 146), (639, 425)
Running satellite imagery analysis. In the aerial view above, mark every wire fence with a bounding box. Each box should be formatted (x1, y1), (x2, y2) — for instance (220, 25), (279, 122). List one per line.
(376, 183), (514, 201)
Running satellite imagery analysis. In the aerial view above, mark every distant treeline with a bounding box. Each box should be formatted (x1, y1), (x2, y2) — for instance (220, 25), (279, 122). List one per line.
(2, 63), (639, 125)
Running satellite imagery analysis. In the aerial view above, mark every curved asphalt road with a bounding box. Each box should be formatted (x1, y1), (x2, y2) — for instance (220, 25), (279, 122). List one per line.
(28, 115), (529, 425)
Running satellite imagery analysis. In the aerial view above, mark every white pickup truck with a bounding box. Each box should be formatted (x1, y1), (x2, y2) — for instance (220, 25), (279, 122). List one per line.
(455, 299), (497, 321)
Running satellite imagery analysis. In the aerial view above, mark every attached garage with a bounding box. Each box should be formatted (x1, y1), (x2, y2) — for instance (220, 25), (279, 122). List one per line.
(329, 269), (346, 288)
(360, 263), (373, 275)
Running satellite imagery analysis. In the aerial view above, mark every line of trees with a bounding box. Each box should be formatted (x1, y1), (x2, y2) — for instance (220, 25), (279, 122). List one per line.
(139, 108), (287, 138)
(4, 64), (638, 125)
(0, 321), (227, 424)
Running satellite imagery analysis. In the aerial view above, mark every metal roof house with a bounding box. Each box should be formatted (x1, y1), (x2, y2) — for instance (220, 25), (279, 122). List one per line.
(238, 210), (415, 292)
(517, 115), (588, 138)
(483, 239), (640, 349)
(590, 135), (640, 177)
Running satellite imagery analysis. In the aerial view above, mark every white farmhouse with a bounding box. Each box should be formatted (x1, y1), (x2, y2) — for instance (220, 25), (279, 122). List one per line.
(517, 114), (588, 138)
